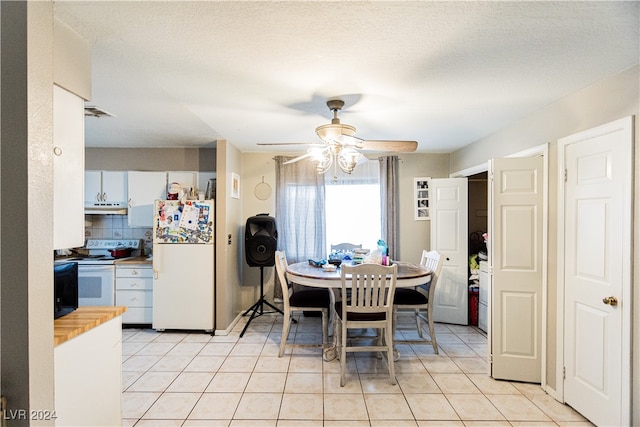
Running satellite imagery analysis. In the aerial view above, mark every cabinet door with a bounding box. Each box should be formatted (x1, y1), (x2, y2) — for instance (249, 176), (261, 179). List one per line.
(85, 171), (102, 204)
(53, 85), (85, 249)
(168, 171), (196, 194)
(101, 171), (127, 203)
(197, 172), (216, 197)
(128, 171), (167, 227)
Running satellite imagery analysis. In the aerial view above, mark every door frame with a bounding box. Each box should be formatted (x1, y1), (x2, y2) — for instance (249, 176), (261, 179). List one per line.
(556, 116), (633, 420)
(452, 143), (549, 392)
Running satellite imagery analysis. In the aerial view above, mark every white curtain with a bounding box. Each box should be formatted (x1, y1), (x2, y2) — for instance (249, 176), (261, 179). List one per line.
(274, 156), (327, 263)
(379, 156), (399, 259)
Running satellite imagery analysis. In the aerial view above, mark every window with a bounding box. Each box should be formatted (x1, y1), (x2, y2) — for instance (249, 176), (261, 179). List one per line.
(324, 160), (380, 254)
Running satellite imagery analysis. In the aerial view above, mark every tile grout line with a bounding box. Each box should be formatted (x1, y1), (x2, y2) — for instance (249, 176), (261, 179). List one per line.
(121, 315), (586, 425)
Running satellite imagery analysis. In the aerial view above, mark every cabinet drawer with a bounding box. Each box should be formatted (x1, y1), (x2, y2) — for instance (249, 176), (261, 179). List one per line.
(116, 277), (153, 290)
(116, 290), (153, 307)
(116, 267), (153, 278)
(122, 307), (152, 324)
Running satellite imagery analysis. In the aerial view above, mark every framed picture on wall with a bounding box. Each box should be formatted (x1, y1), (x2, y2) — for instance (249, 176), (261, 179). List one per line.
(231, 173), (240, 199)
(414, 177), (430, 220)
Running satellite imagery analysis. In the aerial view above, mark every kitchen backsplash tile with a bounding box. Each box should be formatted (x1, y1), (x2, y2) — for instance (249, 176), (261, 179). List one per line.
(85, 214), (153, 254)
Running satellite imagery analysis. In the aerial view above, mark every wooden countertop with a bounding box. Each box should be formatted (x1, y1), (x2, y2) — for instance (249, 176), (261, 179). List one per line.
(54, 306), (127, 346)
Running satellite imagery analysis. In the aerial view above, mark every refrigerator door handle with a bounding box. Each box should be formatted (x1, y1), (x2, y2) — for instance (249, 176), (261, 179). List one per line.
(152, 248), (159, 279)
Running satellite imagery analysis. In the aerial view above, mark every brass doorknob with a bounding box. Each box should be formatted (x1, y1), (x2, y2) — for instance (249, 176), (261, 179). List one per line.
(602, 296), (618, 306)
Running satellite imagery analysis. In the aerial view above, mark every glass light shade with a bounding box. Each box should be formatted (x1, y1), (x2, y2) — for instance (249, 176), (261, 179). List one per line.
(315, 123), (356, 142)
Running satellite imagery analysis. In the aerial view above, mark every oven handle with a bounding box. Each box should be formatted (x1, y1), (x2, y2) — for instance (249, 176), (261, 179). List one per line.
(77, 265), (116, 272)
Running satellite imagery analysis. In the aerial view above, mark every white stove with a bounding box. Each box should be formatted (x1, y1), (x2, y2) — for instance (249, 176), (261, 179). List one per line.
(56, 239), (143, 265)
(55, 239), (142, 307)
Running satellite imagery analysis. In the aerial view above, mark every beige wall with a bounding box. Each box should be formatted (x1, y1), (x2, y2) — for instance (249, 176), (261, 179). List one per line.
(396, 153), (450, 264)
(86, 147), (216, 171)
(215, 141), (246, 331)
(450, 65), (639, 421)
(1, 1), (56, 420)
(240, 154), (278, 307)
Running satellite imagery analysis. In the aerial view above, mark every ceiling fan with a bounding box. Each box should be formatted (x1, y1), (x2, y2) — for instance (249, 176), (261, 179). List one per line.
(258, 99), (418, 179)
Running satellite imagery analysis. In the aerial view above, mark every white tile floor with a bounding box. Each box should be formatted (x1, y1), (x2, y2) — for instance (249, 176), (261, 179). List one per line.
(121, 313), (593, 426)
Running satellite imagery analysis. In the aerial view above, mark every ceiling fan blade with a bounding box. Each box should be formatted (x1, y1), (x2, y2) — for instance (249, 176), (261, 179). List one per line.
(358, 140), (418, 152)
(257, 142), (324, 147)
(333, 133), (363, 145)
(283, 152), (315, 165)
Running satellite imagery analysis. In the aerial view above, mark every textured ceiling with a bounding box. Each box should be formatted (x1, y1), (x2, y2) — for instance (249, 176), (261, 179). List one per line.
(54, 1), (639, 153)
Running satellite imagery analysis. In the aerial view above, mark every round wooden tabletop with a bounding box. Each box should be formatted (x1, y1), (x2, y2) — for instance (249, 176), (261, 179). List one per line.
(287, 261), (431, 289)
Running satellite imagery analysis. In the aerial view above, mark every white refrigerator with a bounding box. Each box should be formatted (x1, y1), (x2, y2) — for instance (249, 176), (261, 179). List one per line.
(152, 199), (215, 331)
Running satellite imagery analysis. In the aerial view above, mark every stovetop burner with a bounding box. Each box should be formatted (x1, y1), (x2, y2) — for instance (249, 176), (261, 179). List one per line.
(54, 239), (143, 265)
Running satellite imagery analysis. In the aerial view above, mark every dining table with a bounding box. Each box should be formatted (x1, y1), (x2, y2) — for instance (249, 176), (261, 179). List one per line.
(286, 260), (432, 360)
(287, 260), (431, 288)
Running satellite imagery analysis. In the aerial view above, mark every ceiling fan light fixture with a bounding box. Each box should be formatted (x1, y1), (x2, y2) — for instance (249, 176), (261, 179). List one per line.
(315, 123), (356, 142)
(337, 147), (359, 174)
(314, 149), (333, 174)
(271, 98), (417, 180)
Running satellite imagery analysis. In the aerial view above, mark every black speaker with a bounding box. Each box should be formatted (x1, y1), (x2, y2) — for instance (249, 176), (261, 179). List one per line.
(245, 214), (278, 267)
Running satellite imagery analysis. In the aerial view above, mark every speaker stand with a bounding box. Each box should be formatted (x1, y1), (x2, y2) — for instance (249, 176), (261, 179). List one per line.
(240, 266), (285, 337)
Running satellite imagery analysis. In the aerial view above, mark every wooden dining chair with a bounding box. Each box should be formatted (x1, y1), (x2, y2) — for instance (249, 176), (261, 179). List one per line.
(393, 250), (444, 354)
(335, 263), (398, 386)
(330, 243), (362, 252)
(275, 251), (330, 357)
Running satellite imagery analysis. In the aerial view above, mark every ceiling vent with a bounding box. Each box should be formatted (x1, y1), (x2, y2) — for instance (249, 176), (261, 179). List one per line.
(84, 105), (115, 118)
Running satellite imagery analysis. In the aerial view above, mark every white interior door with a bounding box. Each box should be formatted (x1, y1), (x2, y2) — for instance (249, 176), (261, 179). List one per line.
(430, 178), (468, 325)
(490, 156), (543, 383)
(560, 117), (632, 426)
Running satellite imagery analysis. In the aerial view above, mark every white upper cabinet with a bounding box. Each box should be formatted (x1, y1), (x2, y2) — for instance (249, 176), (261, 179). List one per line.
(168, 172), (196, 196)
(198, 172), (216, 198)
(53, 85), (85, 249)
(102, 171), (128, 204)
(84, 170), (128, 209)
(85, 171), (102, 203)
(128, 171), (167, 227)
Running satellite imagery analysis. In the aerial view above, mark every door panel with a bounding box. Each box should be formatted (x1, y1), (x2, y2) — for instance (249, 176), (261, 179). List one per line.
(500, 205), (536, 270)
(561, 116), (632, 426)
(490, 156), (543, 383)
(500, 291), (536, 356)
(430, 178), (468, 325)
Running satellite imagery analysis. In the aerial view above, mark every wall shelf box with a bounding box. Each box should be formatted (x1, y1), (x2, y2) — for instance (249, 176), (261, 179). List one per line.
(414, 177), (431, 220)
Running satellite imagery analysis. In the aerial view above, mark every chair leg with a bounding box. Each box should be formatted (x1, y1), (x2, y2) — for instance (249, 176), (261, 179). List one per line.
(340, 319), (347, 387)
(428, 312), (438, 354)
(376, 328), (384, 359)
(415, 308), (425, 339)
(334, 312), (340, 360)
(392, 308), (398, 340)
(279, 311), (291, 358)
(385, 325), (396, 385)
(321, 308), (329, 348)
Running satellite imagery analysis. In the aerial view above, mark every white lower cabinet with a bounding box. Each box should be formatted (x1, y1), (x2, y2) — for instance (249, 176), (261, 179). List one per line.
(55, 315), (122, 426)
(116, 264), (153, 324)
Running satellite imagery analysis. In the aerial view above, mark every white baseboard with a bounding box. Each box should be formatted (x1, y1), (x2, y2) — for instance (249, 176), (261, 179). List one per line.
(213, 312), (244, 336)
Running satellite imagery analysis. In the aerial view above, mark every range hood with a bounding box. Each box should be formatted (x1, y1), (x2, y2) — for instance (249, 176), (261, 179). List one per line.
(85, 202), (128, 215)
